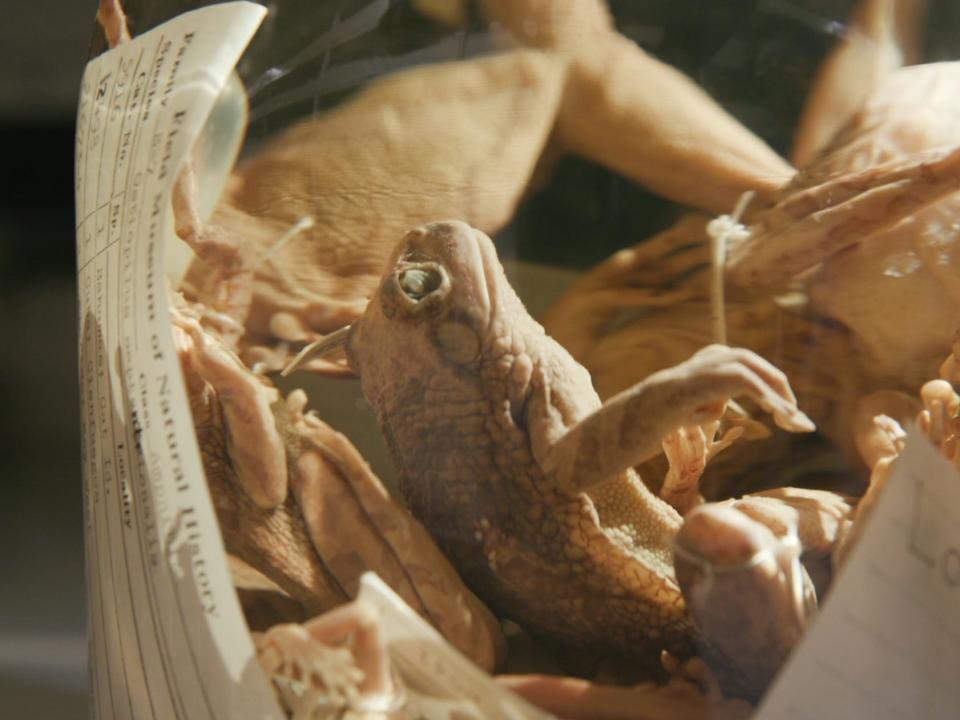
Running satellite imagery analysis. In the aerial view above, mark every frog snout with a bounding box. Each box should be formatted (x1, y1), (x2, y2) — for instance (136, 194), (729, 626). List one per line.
(402, 220), (476, 255)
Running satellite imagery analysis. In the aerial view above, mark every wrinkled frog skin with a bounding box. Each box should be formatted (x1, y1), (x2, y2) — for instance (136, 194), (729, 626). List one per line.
(344, 221), (810, 663)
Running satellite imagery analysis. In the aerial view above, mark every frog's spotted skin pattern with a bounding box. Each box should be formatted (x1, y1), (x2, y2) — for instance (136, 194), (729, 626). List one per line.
(345, 221), (811, 663)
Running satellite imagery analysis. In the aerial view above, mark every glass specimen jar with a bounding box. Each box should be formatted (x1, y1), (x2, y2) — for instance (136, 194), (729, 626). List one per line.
(80, 2), (960, 718)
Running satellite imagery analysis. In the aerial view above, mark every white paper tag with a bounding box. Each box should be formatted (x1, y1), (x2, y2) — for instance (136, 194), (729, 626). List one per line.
(756, 432), (960, 719)
(74, 4), (282, 718)
(357, 574), (555, 720)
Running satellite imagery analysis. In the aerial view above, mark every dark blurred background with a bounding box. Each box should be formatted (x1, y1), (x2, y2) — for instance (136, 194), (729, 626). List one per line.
(0, 2), (94, 718)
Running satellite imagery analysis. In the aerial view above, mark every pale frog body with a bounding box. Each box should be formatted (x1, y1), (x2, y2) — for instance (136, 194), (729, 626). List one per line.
(337, 220), (813, 664)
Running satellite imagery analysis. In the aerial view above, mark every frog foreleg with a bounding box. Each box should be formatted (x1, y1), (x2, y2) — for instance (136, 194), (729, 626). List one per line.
(727, 145), (960, 290)
(659, 416), (746, 515)
(538, 345), (814, 496)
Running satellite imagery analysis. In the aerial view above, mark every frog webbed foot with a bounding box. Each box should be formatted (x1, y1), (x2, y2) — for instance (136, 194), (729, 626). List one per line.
(172, 306), (289, 508)
(255, 599), (403, 718)
(659, 403), (755, 515)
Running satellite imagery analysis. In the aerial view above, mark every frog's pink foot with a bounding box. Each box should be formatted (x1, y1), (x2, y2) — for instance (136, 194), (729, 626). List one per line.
(919, 380), (960, 468)
(172, 165), (255, 341)
(660, 426), (710, 515)
(97, 0), (130, 48)
(659, 417), (744, 516)
(839, 379), (960, 566)
(255, 599), (404, 717)
(172, 308), (288, 508)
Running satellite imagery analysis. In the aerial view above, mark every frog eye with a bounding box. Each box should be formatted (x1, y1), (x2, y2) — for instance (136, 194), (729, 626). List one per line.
(398, 267), (442, 300)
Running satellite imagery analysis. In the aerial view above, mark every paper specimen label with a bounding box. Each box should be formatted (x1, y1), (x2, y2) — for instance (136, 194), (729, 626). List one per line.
(756, 433), (960, 719)
(74, 4), (281, 718)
